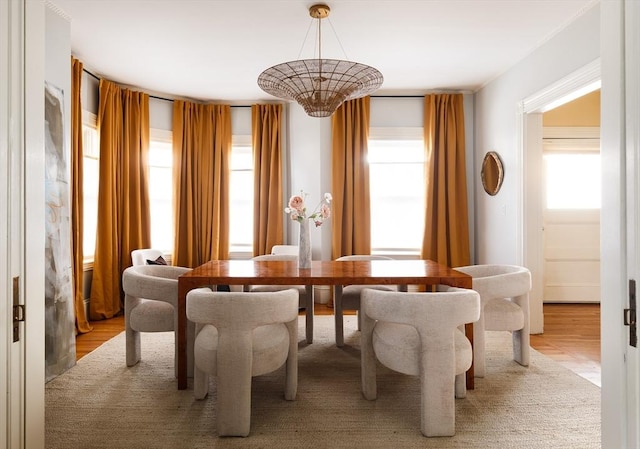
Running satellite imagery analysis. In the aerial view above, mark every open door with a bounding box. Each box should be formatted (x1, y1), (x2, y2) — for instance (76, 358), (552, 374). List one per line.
(601, 1), (640, 447)
(1, 2), (25, 446)
(1, 1), (46, 448)
(624, 1), (640, 444)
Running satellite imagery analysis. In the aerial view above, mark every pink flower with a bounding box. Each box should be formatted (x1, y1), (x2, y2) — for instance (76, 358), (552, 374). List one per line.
(284, 190), (332, 227)
(320, 203), (331, 219)
(288, 195), (304, 212)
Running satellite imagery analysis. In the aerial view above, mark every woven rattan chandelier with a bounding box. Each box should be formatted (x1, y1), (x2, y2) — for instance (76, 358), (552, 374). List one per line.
(257, 3), (383, 118)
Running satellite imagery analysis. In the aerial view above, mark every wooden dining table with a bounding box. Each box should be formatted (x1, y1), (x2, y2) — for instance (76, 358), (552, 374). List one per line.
(177, 259), (473, 390)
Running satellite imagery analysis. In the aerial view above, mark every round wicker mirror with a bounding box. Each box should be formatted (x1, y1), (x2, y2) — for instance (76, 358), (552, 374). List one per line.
(481, 151), (504, 196)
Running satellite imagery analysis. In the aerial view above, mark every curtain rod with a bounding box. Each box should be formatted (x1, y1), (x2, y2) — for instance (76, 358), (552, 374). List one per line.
(81, 68), (454, 104)
(81, 67), (251, 108)
(371, 95), (424, 98)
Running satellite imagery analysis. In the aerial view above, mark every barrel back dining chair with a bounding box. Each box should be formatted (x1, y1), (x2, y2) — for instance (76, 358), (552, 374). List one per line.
(186, 288), (299, 437)
(270, 244), (299, 255)
(245, 254), (310, 310)
(131, 248), (167, 266)
(454, 264), (532, 377)
(360, 287), (480, 437)
(122, 263), (199, 378)
(333, 255), (404, 346)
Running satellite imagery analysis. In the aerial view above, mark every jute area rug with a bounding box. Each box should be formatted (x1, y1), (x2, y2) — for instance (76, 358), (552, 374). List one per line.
(46, 315), (600, 449)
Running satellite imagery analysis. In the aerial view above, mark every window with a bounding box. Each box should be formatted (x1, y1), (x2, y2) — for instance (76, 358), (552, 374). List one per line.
(148, 131), (174, 251)
(81, 117), (174, 261)
(543, 133), (601, 209)
(368, 128), (425, 256)
(82, 121), (99, 263)
(229, 135), (254, 255)
(544, 153), (601, 209)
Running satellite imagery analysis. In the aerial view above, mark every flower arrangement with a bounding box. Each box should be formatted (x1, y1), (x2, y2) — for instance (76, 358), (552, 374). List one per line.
(285, 190), (332, 227)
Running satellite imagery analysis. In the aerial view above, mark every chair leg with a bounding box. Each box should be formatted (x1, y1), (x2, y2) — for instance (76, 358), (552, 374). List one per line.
(473, 314), (487, 378)
(361, 314), (378, 400)
(454, 373), (467, 399)
(126, 327), (141, 367)
(284, 319), (298, 401)
(421, 348), (456, 437)
(512, 293), (530, 367)
(512, 328), (530, 366)
(193, 365), (209, 400)
(187, 319), (195, 377)
(125, 296), (141, 367)
(217, 333), (253, 437)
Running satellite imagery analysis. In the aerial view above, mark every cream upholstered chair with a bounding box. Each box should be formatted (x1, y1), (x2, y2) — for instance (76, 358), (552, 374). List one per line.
(131, 248), (167, 266)
(246, 254), (313, 341)
(333, 255), (403, 346)
(245, 254), (311, 310)
(454, 264), (531, 377)
(122, 264), (198, 377)
(271, 244), (299, 255)
(186, 289), (299, 437)
(360, 287), (480, 437)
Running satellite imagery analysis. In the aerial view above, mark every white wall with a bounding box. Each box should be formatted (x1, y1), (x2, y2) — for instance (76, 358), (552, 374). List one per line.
(473, 4), (600, 263)
(474, 3), (599, 334)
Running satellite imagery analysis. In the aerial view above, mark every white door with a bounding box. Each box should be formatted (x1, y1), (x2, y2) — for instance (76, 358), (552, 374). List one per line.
(542, 131), (601, 303)
(1, 1), (25, 446)
(1, 1), (46, 448)
(601, 0), (640, 446)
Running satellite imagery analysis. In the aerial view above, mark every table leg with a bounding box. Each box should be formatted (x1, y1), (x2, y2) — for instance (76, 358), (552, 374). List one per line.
(177, 282), (189, 390)
(305, 285), (314, 343)
(334, 285), (344, 346)
(465, 322), (474, 390)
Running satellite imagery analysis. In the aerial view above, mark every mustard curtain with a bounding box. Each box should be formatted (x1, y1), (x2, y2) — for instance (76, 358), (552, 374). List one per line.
(71, 57), (92, 333)
(252, 104), (283, 256)
(172, 101), (231, 267)
(89, 80), (151, 320)
(421, 93), (470, 267)
(331, 97), (371, 259)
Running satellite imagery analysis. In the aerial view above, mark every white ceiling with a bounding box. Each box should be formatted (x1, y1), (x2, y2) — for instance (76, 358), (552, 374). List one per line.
(49, 0), (598, 103)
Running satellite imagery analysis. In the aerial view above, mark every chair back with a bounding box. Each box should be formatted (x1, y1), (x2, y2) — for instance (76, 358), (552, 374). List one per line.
(455, 265), (531, 301)
(131, 248), (164, 266)
(271, 245), (299, 256)
(186, 289), (299, 330)
(361, 288), (480, 334)
(253, 254), (298, 262)
(122, 265), (191, 305)
(336, 255), (393, 261)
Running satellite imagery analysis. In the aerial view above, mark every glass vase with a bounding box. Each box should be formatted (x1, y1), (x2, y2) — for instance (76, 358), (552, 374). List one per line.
(298, 219), (312, 269)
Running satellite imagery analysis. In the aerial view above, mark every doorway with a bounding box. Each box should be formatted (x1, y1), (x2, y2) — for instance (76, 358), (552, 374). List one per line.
(519, 59), (600, 335)
(541, 90), (601, 304)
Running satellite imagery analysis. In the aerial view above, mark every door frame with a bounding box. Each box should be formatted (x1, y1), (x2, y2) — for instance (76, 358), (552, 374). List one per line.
(1, 1), (46, 447)
(518, 59), (601, 334)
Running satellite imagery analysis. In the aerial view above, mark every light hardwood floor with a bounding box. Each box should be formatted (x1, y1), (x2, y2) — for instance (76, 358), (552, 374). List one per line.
(76, 303), (602, 386)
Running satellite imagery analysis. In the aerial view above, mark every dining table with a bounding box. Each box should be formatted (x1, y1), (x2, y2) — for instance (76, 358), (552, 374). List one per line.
(176, 259), (474, 390)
